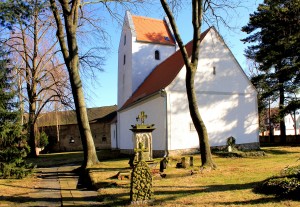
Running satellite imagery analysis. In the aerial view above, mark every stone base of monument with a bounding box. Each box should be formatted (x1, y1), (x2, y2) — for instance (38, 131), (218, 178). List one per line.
(133, 160), (159, 174)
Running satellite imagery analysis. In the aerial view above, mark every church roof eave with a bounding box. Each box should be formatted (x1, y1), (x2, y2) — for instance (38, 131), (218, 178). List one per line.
(118, 90), (165, 112)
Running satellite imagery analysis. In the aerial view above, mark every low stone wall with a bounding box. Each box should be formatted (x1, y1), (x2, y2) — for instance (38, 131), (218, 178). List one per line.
(119, 149), (166, 158)
(120, 142), (260, 158)
(211, 142), (260, 151)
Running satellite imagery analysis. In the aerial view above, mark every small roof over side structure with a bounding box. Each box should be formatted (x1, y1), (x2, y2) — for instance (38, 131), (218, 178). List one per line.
(36, 105), (117, 127)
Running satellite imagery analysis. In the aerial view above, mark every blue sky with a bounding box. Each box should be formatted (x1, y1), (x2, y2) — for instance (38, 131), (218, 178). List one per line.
(84, 0), (263, 108)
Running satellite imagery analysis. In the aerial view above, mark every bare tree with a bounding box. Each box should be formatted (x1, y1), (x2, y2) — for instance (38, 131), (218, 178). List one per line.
(160, 0), (215, 169)
(160, 0), (243, 169)
(49, 0), (146, 168)
(49, 0), (100, 168)
(5, 0), (70, 157)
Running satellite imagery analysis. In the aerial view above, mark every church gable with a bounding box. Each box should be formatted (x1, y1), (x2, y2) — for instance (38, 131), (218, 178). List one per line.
(168, 27), (256, 95)
(195, 28), (256, 94)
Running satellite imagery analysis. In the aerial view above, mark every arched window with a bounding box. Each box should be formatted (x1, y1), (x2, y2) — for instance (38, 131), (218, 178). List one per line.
(155, 50), (160, 60)
(123, 54), (126, 65)
(124, 35), (126, 45)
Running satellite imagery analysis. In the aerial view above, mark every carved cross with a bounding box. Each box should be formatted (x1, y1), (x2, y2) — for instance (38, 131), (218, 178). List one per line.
(136, 111), (147, 125)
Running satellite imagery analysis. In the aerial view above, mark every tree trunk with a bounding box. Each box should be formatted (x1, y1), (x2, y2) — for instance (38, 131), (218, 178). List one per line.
(279, 78), (286, 143)
(28, 111), (37, 157)
(186, 64), (216, 169)
(160, 0), (216, 169)
(50, 0), (99, 168)
(68, 59), (99, 168)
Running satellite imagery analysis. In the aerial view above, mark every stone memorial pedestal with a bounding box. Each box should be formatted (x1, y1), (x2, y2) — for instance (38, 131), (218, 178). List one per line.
(130, 111), (155, 162)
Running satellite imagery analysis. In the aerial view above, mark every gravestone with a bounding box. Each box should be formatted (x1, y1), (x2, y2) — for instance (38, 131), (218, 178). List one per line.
(176, 157), (186, 168)
(181, 157), (186, 168)
(189, 156), (194, 167)
(160, 157), (168, 173)
(130, 142), (153, 204)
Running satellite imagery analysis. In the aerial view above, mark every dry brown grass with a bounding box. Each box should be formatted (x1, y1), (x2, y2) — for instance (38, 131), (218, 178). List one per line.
(90, 146), (300, 206)
(0, 174), (40, 206)
(0, 146), (299, 206)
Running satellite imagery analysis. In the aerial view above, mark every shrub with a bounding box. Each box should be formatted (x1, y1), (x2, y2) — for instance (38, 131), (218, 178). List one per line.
(38, 131), (49, 148)
(254, 165), (300, 199)
(0, 122), (34, 179)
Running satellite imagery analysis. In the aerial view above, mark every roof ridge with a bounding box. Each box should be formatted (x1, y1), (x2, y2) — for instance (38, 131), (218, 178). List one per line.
(131, 15), (165, 22)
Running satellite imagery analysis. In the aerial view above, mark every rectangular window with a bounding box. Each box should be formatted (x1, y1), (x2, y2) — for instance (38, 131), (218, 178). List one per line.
(190, 123), (196, 131)
(213, 66), (216, 75)
(123, 54), (126, 65)
(124, 35), (126, 45)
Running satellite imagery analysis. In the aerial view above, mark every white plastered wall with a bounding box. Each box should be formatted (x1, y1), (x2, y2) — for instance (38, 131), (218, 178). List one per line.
(132, 42), (175, 93)
(118, 95), (167, 151)
(166, 28), (259, 149)
(118, 16), (134, 108)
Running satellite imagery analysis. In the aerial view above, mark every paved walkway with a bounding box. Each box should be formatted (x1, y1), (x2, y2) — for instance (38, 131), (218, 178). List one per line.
(34, 165), (100, 207)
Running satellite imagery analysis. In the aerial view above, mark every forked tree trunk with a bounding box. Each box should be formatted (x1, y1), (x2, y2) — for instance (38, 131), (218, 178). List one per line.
(50, 0), (99, 168)
(161, 0), (216, 169)
(186, 65), (216, 169)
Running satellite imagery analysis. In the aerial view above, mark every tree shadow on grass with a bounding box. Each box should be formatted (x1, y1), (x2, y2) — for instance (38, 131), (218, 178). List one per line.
(0, 195), (61, 206)
(152, 181), (289, 206)
(0, 194), (102, 207)
(263, 148), (299, 155)
(214, 197), (296, 206)
(97, 192), (131, 206)
(90, 177), (295, 206)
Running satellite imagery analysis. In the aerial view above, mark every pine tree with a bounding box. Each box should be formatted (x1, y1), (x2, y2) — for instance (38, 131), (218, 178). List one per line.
(242, 0), (300, 143)
(0, 45), (33, 179)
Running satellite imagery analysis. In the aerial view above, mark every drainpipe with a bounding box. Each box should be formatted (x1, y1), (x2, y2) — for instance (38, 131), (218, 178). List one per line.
(160, 89), (169, 156)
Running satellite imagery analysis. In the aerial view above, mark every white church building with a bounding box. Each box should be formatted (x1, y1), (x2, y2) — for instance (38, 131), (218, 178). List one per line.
(111, 11), (259, 156)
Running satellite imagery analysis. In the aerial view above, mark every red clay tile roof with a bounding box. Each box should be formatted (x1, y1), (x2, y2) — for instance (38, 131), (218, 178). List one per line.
(132, 15), (175, 45)
(120, 28), (211, 110)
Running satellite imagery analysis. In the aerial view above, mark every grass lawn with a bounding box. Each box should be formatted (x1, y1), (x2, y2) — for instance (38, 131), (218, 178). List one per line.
(0, 146), (299, 206)
(89, 146), (300, 206)
(25, 149), (120, 167)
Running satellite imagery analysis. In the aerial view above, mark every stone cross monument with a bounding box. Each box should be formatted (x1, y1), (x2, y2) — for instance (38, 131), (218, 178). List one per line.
(130, 111), (155, 161)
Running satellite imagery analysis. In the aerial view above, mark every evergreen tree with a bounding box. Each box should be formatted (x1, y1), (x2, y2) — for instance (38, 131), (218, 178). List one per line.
(0, 0), (31, 30)
(242, 0), (300, 143)
(0, 44), (33, 179)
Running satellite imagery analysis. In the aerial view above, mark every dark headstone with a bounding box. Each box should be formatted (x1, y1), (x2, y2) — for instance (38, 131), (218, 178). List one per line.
(181, 157), (186, 168)
(176, 157), (186, 168)
(128, 155), (135, 168)
(189, 156), (194, 167)
(159, 157), (168, 172)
